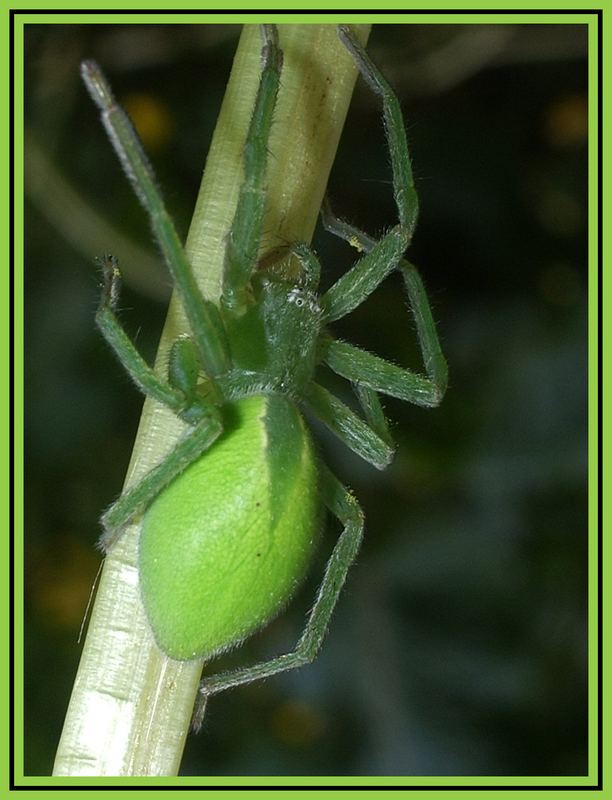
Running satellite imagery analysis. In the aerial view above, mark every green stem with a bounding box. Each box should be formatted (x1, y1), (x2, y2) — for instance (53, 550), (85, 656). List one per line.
(53, 23), (370, 777)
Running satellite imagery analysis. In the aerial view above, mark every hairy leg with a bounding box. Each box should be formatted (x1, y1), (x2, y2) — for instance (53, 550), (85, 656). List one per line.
(100, 412), (222, 551)
(192, 465), (364, 731)
(95, 255), (186, 413)
(221, 25), (283, 311)
(352, 383), (392, 445)
(320, 24), (421, 323)
(321, 204), (448, 399)
(81, 61), (230, 378)
(303, 382), (395, 469)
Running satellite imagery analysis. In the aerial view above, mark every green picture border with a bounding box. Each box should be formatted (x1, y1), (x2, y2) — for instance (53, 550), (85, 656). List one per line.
(6, 2), (605, 798)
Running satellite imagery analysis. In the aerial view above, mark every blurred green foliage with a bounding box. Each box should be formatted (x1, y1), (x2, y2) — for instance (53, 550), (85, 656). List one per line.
(25, 23), (588, 776)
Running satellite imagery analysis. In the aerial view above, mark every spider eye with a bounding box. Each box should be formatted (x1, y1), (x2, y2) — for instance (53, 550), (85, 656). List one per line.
(286, 286), (320, 314)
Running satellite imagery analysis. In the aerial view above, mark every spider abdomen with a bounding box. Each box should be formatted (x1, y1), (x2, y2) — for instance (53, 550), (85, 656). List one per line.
(139, 393), (320, 661)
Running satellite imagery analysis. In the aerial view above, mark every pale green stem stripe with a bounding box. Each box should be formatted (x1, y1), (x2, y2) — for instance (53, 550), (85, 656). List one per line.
(53, 24), (370, 777)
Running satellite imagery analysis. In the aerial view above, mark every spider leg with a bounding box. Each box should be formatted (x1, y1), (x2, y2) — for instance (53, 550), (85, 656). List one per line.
(321, 201), (448, 399)
(352, 383), (392, 446)
(302, 382), (394, 469)
(321, 226), (408, 324)
(321, 195), (376, 253)
(337, 25), (418, 234)
(100, 411), (223, 551)
(319, 25), (420, 324)
(95, 255), (186, 413)
(81, 61), (230, 379)
(222, 25), (283, 311)
(192, 465), (363, 732)
(324, 338), (446, 408)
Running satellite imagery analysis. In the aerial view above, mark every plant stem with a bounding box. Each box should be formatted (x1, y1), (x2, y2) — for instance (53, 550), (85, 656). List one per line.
(53, 23), (370, 777)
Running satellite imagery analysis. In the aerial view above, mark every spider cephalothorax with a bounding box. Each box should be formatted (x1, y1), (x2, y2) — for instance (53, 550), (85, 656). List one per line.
(82, 24), (447, 725)
(219, 266), (324, 400)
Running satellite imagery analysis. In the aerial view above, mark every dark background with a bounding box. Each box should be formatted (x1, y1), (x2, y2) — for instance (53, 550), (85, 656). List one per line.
(24, 23), (589, 776)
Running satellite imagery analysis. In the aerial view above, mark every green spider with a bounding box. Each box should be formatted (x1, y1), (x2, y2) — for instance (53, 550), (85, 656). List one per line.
(81, 24), (447, 726)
